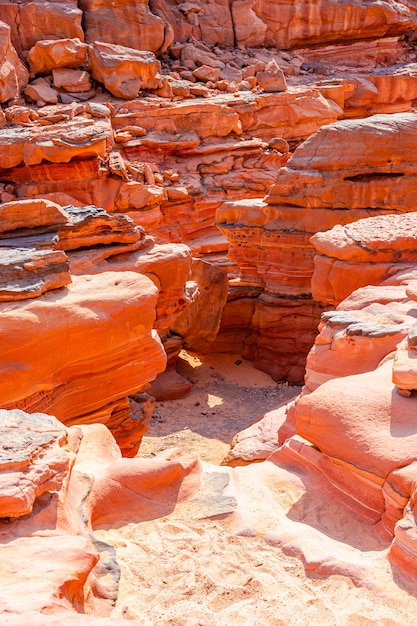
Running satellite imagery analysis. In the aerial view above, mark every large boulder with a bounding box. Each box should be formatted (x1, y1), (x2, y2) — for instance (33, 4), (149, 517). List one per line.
(89, 41), (164, 99)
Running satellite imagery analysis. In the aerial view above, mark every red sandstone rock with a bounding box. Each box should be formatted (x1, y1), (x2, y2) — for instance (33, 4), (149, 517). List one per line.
(216, 112), (417, 380)
(171, 258), (229, 352)
(311, 212), (417, 305)
(252, 0), (417, 49)
(0, 410), (200, 623)
(256, 59), (287, 92)
(232, 0), (268, 47)
(0, 247), (70, 300)
(52, 68), (92, 93)
(305, 285), (412, 391)
(0, 115), (113, 168)
(267, 112), (417, 211)
(28, 38), (89, 74)
(0, 198), (68, 231)
(79, 0), (167, 54)
(0, 272), (166, 445)
(24, 79), (59, 105)
(89, 42), (163, 99)
(0, 410), (70, 518)
(193, 64), (221, 83)
(0, 2), (84, 53)
(0, 20), (28, 103)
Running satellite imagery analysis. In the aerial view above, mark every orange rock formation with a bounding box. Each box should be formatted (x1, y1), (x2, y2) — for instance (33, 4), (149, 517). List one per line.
(1, 0), (417, 620)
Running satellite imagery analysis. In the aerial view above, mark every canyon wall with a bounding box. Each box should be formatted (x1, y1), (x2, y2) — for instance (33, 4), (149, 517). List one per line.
(1, 0), (417, 620)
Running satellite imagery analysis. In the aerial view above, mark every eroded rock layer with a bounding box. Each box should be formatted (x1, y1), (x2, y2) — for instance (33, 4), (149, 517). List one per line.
(1, 0), (417, 619)
(217, 112), (417, 382)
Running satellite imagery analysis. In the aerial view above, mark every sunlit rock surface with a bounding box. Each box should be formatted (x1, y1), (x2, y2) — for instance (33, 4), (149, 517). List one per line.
(217, 112), (417, 382)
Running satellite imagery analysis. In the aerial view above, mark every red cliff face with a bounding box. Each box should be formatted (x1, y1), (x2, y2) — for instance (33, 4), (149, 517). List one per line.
(1, 0), (417, 620)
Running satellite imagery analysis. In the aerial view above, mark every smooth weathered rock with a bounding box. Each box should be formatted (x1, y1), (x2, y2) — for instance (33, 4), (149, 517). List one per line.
(222, 405), (286, 466)
(311, 212), (417, 305)
(0, 272), (166, 445)
(305, 285), (412, 391)
(0, 410), (200, 622)
(294, 360), (417, 525)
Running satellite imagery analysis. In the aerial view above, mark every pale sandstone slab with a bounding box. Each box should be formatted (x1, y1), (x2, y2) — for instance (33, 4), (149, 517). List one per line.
(0, 410), (69, 518)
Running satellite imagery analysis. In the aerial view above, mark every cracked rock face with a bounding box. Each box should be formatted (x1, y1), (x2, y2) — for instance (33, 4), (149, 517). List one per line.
(0, 410), (69, 519)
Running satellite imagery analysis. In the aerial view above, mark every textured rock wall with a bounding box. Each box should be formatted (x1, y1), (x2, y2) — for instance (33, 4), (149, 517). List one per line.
(216, 112), (417, 382)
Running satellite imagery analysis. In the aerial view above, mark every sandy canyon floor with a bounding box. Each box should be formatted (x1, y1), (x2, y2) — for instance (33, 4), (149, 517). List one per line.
(95, 355), (417, 625)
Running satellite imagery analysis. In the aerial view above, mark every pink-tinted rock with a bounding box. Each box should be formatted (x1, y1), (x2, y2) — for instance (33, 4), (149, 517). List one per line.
(0, 410), (69, 518)
(305, 285), (412, 391)
(72, 422), (200, 528)
(222, 405), (287, 466)
(52, 68), (92, 93)
(294, 360), (417, 523)
(0, 410), (200, 623)
(311, 212), (417, 305)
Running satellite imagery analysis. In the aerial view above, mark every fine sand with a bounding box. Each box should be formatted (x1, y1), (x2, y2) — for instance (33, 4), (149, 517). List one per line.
(96, 353), (417, 625)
